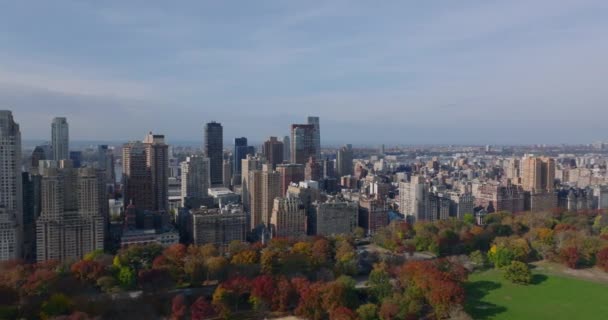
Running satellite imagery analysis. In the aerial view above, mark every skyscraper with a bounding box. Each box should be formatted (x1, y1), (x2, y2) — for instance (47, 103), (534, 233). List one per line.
(122, 141), (152, 210)
(336, 144), (353, 177)
(263, 136), (284, 169)
(205, 122), (223, 186)
(276, 163), (305, 196)
(180, 155), (210, 207)
(248, 166), (281, 230)
(0, 110), (22, 261)
(233, 137), (248, 179)
(307, 116), (321, 160)
(241, 155), (264, 211)
(122, 133), (169, 213)
(290, 124), (315, 164)
(144, 133), (169, 212)
(97, 145), (116, 187)
(282, 135), (290, 163)
(36, 165), (105, 262)
(51, 117), (69, 161)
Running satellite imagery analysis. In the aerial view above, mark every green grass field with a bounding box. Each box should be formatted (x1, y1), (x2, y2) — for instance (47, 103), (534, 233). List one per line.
(465, 268), (608, 320)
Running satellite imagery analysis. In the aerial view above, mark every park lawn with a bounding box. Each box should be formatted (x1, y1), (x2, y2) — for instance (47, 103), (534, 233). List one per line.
(465, 268), (608, 320)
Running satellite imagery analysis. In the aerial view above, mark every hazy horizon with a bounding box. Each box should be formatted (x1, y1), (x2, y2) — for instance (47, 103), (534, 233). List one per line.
(2, 1), (608, 145)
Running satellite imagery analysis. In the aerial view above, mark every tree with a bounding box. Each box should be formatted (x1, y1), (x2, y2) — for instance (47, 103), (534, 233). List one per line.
(71, 260), (105, 283)
(40, 293), (74, 319)
(357, 303), (379, 320)
(463, 213), (475, 224)
(560, 246), (581, 269)
(191, 296), (215, 320)
(249, 275), (276, 312)
(469, 250), (488, 269)
(118, 266), (136, 289)
(487, 244), (515, 268)
(368, 263), (392, 302)
(231, 249), (258, 265)
(212, 286), (232, 319)
(274, 277), (296, 312)
(138, 268), (174, 292)
(596, 247), (608, 271)
(354, 227), (366, 238)
(330, 306), (358, 320)
(503, 261), (532, 284)
(205, 256), (228, 281)
(171, 294), (187, 320)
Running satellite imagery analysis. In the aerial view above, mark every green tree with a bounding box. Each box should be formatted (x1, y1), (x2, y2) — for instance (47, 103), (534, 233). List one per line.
(354, 227), (366, 238)
(40, 293), (73, 319)
(463, 213), (475, 224)
(368, 264), (392, 302)
(357, 303), (379, 320)
(503, 261), (532, 284)
(118, 266), (136, 289)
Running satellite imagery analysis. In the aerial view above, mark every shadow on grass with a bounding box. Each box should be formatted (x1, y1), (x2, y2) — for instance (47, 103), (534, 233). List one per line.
(465, 280), (507, 319)
(531, 274), (548, 285)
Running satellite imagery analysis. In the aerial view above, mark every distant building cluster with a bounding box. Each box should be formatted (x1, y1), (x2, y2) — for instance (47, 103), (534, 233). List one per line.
(3, 109), (608, 262)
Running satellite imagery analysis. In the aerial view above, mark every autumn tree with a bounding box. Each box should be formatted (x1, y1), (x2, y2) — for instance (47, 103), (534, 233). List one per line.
(191, 296), (215, 320)
(171, 294), (187, 320)
(596, 247), (608, 271)
(503, 261), (532, 284)
(368, 263), (392, 302)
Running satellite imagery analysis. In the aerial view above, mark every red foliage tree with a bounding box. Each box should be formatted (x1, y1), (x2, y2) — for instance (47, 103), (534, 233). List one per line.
(560, 246), (581, 269)
(190, 296), (215, 320)
(71, 260), (105, 283)
(596, 247), (608, 272)
(274, 276), (296, 312)
(250, 275), (276, 309)
(171, 294), (187, 320)
(329, 306), (358, 320)
(397, 259), (467, 318)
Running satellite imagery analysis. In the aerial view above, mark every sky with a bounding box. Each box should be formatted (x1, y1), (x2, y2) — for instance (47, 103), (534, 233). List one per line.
(1, 0), (607, 145)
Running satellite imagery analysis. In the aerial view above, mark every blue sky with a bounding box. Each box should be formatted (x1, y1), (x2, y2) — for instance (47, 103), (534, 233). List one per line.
(1, 0), (607, 145)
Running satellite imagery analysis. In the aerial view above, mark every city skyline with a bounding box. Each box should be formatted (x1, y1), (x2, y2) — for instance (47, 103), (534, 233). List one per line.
(2, 1), (608, 144)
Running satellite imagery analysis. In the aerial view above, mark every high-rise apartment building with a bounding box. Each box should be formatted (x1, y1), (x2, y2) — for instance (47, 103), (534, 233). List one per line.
(290, 124), (316, 164)
(51, 117), (69, 161)
(144, 133), (169, 212)
(336, 144), (353, 177)
(22, 172), (42, 261)
(122, 133), (169, 213)
(233, 137), (248, 177)
(521, 156), (556, 193)
(399, 176), (430, 221)
(313, 198), (358, 236)
(180, 155), (210, 207)
(36, 165), (105, 262)
(97, 145), (115, 187)
(358, 196), (388, 235)
(276, 163), (305, 196)
(520, 156), (557, 211)
(191, 204), (247, 247)
(223, 159), (232, 188)
(263, 136), (284, 169)
(248, 166), (281, 230)
(204, 122), (224, 186)
(270, 198), (306, 238)
(305, 157), (322, 181)
(282, 135), (290, 163)
(0, 110), (22, 261)
(307, 116), (321, 160)
(241, 155), (264, 211)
